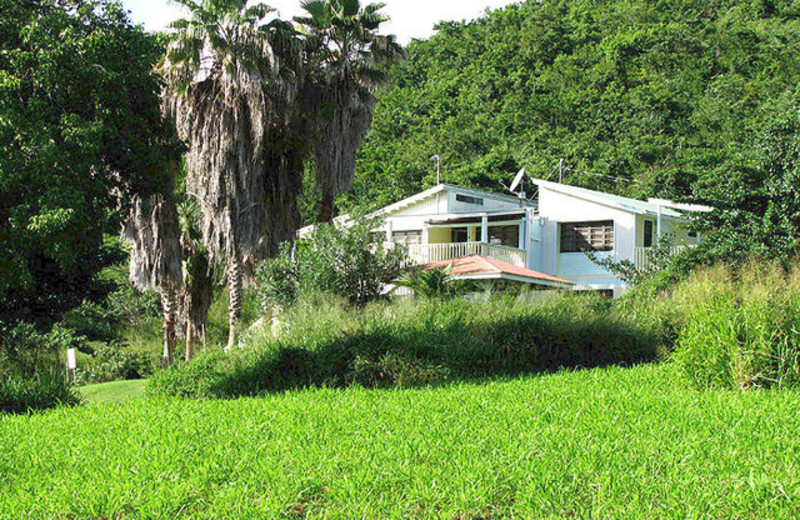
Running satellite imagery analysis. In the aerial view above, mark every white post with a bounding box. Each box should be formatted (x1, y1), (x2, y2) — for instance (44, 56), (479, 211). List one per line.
(656, 205), (663, 245)
(481, 215), (489, 244)
(422, 225), (430, 245)
(385, 220), (393, 243)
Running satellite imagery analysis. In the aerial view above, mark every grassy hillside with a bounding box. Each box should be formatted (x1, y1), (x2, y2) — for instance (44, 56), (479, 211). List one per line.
(79, 379), (146, 405)
(2, 364), (800, 519)
(339, 0), (800, 215)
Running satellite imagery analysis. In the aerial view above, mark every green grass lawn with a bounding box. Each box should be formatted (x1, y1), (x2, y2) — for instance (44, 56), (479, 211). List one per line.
(79, 379), (147, 405)
(2, 364), (800, 519)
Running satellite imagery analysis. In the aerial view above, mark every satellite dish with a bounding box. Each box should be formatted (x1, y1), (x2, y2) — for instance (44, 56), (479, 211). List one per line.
(509, 168), (526, 193)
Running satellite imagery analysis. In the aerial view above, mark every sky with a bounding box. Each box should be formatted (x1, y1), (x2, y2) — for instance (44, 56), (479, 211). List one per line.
(120, 0), (517, 44)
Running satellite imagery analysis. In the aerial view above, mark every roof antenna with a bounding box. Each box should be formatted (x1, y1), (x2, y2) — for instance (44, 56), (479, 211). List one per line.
(430, 155), (441, 185)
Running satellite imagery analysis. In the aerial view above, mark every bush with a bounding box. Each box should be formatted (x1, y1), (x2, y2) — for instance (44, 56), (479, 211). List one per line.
(0, 322), (83, 377)
(0, 370), (81, 414)
(671, 263), (800, 389)
(257, 217), (410, 308)
(149, 294), (661, 398)
(75, 344), (155, 385)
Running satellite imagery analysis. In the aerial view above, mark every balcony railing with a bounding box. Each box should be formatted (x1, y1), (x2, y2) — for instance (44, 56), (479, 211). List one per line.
(400, 241), (527, 268)
(633, 245), (689, 271)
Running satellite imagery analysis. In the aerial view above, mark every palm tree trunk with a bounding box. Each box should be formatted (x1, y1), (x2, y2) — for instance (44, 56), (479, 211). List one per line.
(161, 287), (177, 367)
(226, 252), (242, 352)
(317, 189), (336, 223)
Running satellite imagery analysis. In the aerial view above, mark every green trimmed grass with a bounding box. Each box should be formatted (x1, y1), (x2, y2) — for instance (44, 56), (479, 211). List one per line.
(79, 379), (147, 405)
(2, 364), (800, 519)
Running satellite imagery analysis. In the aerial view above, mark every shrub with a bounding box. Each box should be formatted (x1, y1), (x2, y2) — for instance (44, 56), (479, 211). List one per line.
(149, 294), (661, 398)
(75, 344), (155, 385)
(0, 370), (81, 414)
(0, 322), (83, 377)
(257, 217), (410, 308)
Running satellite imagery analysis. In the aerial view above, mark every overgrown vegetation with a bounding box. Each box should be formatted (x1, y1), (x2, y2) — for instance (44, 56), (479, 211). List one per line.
(257, 218), (409, 308)
(0, 370), (80, 415)
(149, 293), (660, 398)
(670, 262), (800, 389)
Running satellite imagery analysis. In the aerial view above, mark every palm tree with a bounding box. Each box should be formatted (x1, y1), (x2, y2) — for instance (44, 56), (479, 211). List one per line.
(123, 193), (183, 366)
(394, 265), (478, 299)
(296, 0), (404, 222)
(163, 0), (304, 351)
(177, 197), (217, 362)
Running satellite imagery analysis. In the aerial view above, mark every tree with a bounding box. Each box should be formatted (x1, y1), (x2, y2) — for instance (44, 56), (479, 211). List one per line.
(177, 197), (218, 361)
(296, 0), (404, 222)
(693, 99), (800, 267)
(163, 0), (305, 351)
(0, 0), (179, 327)
(257, 217), (409, 307)
(122, 192), (183, 366)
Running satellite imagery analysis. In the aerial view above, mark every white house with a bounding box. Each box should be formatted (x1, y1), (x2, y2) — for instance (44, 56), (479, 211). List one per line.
(301, 178), (709, 296)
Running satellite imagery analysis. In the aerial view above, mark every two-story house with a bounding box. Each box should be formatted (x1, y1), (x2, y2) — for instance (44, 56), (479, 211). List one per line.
(302, 178), (708, 296)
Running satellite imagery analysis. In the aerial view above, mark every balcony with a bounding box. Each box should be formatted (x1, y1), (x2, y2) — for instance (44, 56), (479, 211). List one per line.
(402, 241), (527, 268)
(633, 245), (689, 271)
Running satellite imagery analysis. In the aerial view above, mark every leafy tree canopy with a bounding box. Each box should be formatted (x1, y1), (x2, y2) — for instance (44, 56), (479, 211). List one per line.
(0, 0), (179, 325)
(340, 0), (800, 213)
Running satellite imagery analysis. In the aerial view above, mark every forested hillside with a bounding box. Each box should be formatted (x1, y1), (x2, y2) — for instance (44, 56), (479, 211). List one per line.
(340, 0), (800, 211)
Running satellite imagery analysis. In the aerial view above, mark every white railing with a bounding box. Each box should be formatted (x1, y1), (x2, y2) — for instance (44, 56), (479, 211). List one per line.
(401, 241), (526, 268)
(633, 245), (688, 271)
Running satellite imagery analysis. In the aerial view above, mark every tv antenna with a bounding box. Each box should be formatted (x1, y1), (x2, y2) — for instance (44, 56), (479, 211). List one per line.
(430, 155), (441, 184)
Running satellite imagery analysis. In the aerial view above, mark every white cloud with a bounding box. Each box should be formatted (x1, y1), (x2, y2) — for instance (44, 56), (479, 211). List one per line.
(120, 0), (517, 43)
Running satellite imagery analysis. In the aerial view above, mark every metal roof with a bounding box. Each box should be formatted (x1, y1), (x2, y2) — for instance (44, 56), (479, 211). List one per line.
(530, 178), (686, 219)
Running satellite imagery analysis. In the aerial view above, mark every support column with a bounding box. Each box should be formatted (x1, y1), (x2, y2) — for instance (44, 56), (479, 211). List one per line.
(385, 220), (393, 243)
(656, 205), (663, 246)
(481, 215), (489, 244)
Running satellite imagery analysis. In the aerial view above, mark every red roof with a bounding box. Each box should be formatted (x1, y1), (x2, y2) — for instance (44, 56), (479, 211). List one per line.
(424, 254), (573, 287)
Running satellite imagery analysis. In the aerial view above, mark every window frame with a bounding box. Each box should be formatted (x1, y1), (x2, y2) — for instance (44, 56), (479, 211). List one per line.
(559, 220), (615, 253)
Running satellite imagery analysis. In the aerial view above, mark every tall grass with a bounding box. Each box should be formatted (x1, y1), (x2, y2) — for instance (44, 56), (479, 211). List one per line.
(0, 370), (81, 414)
(149, 293), (661, 398)
(670, 262), (800, 389)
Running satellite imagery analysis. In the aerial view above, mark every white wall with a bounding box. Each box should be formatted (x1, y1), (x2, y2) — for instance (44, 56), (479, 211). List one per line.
(537, 187), (636, 290)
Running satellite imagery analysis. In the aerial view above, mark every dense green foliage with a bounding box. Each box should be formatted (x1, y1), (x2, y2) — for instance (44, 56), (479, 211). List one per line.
(257, 219), (409, 308)
(671, 263), (800, 388)
(4, 364), (800, 518)
(343, 0), (800, 215)
(148, 293), (658, 398)
(394, 265), (478, 298)
(0, 0), (178, 325)
(0, 370), (80, 414)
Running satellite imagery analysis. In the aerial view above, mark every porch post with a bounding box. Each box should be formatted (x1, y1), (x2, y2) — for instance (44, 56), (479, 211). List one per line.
(385, 219), (393, 243)
(481, 214), (488, 244)
(422, 225), (429, 245)
(656, 205), (663, 245)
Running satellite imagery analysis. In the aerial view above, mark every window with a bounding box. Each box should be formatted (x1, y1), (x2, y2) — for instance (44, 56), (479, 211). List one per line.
(643, 220), (654, 248)
(451, 227), (470, 243)
(391, 230), (422, 245)
(489, 225), (520, 248)
(456, 194), (484, 206)
(560, 220), (614, 253)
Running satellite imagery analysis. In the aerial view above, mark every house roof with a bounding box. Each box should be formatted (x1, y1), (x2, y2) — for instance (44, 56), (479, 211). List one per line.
(529, 178), (687, 219)
(374, 183), (535, 218)
(425, 254), (574, 288)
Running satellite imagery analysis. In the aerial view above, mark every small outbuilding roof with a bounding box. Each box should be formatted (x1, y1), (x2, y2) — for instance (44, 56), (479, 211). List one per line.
(425, 254), (574, 288)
